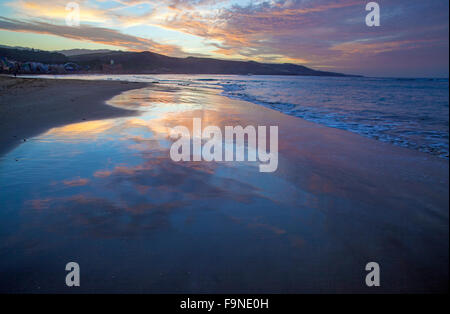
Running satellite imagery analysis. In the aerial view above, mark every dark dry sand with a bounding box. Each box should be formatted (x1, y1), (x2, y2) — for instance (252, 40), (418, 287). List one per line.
(0, 76), (147, 155)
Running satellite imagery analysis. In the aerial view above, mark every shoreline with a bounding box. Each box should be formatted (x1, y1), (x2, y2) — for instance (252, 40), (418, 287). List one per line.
(1, 75), (448, 164)
(16, 74), (448, 159)
(0, 76), (148, 156)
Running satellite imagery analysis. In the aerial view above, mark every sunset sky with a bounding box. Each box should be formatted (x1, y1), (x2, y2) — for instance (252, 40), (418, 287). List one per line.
(0, 0), (448, 77)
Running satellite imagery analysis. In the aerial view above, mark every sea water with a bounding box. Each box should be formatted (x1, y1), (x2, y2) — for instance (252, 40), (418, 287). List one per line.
(31, 74), (449, 158)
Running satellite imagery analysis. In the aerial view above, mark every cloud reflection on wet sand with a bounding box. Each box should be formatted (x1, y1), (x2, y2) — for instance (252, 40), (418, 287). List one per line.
(0, 85), (447, 293)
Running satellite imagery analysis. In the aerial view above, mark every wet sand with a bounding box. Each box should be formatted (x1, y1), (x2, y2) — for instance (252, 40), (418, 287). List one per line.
(0, 80), (448, 293)
(0, 76), (147, 155)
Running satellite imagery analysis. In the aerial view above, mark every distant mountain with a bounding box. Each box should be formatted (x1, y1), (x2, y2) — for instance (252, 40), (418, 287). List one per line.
(57, 49), (118, 56)
(69, 50), (356, 76)
(0, 44), (37, 51)
(0, 47), (68, 63)
(1, 46), (359, 76)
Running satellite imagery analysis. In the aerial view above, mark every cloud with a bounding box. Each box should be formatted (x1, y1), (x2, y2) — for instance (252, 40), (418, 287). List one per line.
(155, 0), (448, 73)
(9, 0), (112, 24)
(0, 0), (448, 75)
(63, 177), (90, 187)
(0, 16), (187, 55)
(157, 0), (364, 62)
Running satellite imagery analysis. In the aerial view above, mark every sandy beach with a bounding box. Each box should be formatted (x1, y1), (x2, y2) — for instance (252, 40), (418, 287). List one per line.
(0, 76), (147, 155)
(0, 76), (448, 293)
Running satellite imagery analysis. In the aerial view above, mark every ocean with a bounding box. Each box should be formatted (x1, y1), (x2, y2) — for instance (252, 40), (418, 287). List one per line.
(33, 74), (449, 158)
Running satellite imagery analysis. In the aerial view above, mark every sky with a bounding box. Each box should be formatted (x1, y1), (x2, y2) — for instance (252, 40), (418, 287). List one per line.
(0, 0), (448, 77)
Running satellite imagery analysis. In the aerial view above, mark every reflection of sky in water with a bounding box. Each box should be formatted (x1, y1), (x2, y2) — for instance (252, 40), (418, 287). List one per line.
(24, 74), (450, 157)
(0, 85), (447, 293)
(0, 86), (321, 292)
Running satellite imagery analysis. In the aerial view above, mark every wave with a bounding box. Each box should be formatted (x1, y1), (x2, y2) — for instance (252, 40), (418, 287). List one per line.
(214, 77), (449, 158)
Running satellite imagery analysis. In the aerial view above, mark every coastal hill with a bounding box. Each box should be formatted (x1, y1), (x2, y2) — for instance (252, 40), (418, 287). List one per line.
(1, 46), (356, 76)
(0, 47), (67, 64)
(69, 50), (352, 76)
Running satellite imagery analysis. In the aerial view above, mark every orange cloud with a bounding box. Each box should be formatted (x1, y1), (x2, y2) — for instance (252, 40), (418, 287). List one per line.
(0, 17), (188, 56)
(11, 0), (111, 24)
(63, 177), (90, 187)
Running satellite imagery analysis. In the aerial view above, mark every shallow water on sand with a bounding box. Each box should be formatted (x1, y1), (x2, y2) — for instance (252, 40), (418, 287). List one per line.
(0, 84), (448, 293)
(27, 74), (450, 158)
